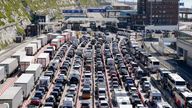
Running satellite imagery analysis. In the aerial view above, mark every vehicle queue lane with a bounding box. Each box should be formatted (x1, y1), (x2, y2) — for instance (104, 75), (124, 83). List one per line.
(75, 42), (94, 108)
(102, 43), (112, 108)
(57, 41), (83, 108)
(41, 44), (73, 108)
(58, 45), (75, 107)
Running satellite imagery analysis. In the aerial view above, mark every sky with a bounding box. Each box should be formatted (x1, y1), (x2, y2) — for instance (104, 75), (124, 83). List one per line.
(118, 0), (192, 8)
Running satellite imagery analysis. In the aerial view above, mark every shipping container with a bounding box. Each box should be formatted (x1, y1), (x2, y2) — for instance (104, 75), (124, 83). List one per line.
(37, 53), (50, 70)
(31, 40), (42, 50)
(0, 87), (23, 108)
(20, 56), (34, 72)
(0, 58), (18, 77)
(0, 66), (5, 83)
(25, 44), (37, 56)
(25, 64), (42, 82)
(50, 39), (60, 50)
(14, 74), (34, 98)
(37, 35), (48, 46)
(11, 51), (26, 63)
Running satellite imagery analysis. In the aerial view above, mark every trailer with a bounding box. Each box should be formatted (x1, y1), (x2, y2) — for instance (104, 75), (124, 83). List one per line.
(62, 32), (70, 42)
(20, 56), (34, 72)
(0, 87), (23, 108)
(25, 44), (37, 56)
(31, 40), (42, 50)
(25, 64), (42, 82)
(56, 36), (65, 45)
(14, 74), (34, 98)
(11, 51), (26, 63)
(0, 58), (18, 77)
(37, 53), (50, 70)
(50, 39), (60, 50)
(44, 49), (54, 60)
(47, 33), (60, 42)
(0, 66), (5, 83)
(37, 35), (48, 46)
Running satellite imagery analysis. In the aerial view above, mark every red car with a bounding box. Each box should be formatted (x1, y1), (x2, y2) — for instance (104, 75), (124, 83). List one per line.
(30, 97), (42, 106)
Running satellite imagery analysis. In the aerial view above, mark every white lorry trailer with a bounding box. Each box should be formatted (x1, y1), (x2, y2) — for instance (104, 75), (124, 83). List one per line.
(31, 40), (42, 51)
(20, 56), (34, 72)
(0, 58), (18, 77)
(25, 44), (37, 56)
(37, 53), (50, 70)
(14, 74), (34, 98)
(11, 51), (26, 63)
(25, 64), (42, 82)
(37, 35), (48, 46)
(0, 66), (5, 83)
(0, 87), (23, 108)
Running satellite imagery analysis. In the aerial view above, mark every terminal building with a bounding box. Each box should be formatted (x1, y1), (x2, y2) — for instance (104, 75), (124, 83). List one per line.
(177, 31), (192, 67)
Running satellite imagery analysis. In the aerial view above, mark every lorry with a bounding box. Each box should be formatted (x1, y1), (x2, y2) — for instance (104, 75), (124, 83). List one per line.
(11, 51), (26, 63)
(31, 40), (42, 51)
(44, 49), (55, 60)
(14, 74), (34, 98)
(0, 66), (5, 83)
(61, 32), (70, 42)
(37, 34), (48, 46)
(20, 56), (34, 72)
(47, 33), (60, 43)
(25, 64), (42, 82)
(25, 44), (37, 56)
(0, 87), (23, 108)
(37, 53), (50, 70)
(50, 39), (60, 50)
(56, 36), (65, 45)
(0, 58), (18, 77)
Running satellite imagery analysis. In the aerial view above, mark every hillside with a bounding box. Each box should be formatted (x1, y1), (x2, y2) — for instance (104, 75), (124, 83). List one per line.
(0, 0), (99, 50)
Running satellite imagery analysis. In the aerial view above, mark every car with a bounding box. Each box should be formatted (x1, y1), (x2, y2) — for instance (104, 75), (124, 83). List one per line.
(53, 87), (62, 94)
(65, 93), (75, 101)
(30, 97), (42, 106)
(67, 87), (76, 96)
(99, 100), (109, 108)
(46, 95), (56, 103)
(36, 87), (46, 94)
(50, 91), (60, 101)
(44, 102), (55, 107)
(130, 93), (141, 104)
(34, 91), (44, 99)
(142, 81), (151, 92)
(81, 100), (91, 108)
(44, 71), (54, 81)
(69, 84), (77, 90)
(62, 97), (73, 108)
(55, 83), (64, 91)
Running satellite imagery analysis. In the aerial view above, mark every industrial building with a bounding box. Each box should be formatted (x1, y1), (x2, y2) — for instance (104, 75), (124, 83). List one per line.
(137, 0), (178, 25)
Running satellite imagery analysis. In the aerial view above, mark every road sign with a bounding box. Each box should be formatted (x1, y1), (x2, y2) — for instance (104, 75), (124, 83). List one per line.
(87, 8), (106, 13)
(63, 9), (83, 13)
